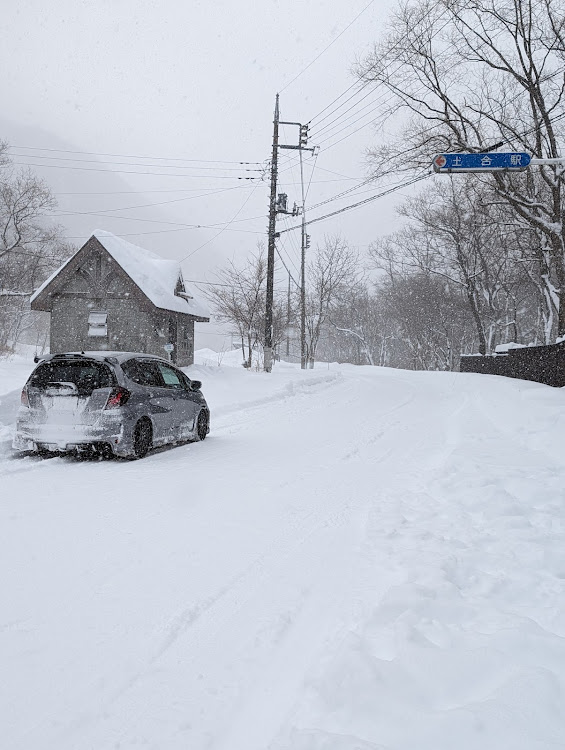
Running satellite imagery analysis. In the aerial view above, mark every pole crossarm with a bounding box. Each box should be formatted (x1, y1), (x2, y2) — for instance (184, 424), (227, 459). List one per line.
(279, 145), (316, 152)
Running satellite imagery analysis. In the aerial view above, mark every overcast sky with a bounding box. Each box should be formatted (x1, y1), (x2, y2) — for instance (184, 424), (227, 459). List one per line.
(1, 0), (411, 350)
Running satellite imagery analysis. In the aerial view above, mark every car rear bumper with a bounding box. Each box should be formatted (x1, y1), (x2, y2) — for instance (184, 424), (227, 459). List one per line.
(13, 419), (126, 454)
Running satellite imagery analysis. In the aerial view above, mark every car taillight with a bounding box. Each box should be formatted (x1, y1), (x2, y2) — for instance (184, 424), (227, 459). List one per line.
(21, 387), (30, 407)
(105, 387), (130, 409)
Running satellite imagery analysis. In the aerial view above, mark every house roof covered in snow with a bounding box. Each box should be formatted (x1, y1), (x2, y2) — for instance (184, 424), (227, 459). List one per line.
(31, 230), (210, 320)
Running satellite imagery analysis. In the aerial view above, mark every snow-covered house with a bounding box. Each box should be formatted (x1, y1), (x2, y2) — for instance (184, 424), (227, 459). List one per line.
(30, 230), (209, 366)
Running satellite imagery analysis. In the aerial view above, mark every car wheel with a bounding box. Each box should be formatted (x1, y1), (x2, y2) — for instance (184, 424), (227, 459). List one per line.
(98, 443), (115, 460)
(37, 446), (56, 458)
(133, 418), (152, 459)
(196, 410), (209, 441)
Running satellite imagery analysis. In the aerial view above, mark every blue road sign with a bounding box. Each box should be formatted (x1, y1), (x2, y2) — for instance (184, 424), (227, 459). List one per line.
(433, 152), (531, 173)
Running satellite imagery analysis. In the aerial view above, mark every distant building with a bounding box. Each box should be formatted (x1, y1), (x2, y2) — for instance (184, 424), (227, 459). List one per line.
(31, 230), (209, 366)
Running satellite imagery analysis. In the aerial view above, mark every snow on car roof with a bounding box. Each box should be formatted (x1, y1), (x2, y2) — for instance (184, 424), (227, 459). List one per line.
(32, 230), (209, 320)
(34, 351), (174, 364)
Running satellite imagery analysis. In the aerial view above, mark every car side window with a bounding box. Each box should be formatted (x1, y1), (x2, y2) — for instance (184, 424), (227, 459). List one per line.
(156, 362), (185, 389)
(122, 359), (163, 387)
(178, 371), (192, 390)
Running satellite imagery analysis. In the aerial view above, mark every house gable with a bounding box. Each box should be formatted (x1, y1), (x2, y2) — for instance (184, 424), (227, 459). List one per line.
(31, 236), (148, 312)
(30, 232), (207, 365)
(31, 234), (208, 321)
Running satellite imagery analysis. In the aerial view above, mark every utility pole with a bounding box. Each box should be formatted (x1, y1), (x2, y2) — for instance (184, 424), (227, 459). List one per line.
(286, 270), (291, 358)
(299, 145), (307, 369)
(264, 96), (314, 372)
(264, 94), (280, 373)
(298, 131), (311, 370)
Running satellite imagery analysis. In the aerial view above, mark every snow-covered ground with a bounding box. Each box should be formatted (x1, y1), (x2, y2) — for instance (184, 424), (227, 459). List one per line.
(1, 350), (565, 750)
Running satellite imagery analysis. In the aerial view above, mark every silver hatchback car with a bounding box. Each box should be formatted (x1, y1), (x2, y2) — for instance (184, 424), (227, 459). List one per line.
(13, 352), (210, 459)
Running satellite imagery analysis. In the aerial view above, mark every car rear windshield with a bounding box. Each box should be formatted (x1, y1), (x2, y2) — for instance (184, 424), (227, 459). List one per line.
(29, 359), (116, 395)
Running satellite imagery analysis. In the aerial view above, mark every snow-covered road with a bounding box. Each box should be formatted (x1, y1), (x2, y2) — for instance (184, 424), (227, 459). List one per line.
(1, 353), (565, 750)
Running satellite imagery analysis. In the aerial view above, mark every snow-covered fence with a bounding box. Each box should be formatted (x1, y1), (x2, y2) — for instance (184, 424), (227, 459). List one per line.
(460, 341), (565, 387)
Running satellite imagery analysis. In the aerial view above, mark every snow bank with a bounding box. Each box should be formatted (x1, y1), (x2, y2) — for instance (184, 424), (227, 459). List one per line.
(1, 358), (565, 750)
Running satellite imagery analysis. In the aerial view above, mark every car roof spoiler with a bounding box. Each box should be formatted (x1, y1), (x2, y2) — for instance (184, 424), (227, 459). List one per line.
(33, 352), (118, 365)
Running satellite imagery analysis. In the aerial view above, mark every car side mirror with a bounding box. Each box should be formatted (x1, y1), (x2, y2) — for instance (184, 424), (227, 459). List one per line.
(189, 380), (202, 392)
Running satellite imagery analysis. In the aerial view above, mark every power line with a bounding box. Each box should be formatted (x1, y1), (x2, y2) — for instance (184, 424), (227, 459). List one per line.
(277, 177), (357, 185)
(309, 89), (382, 141)
(306, 6), (452, 137)
(345, 75), (565, 172)
(316, 46), (456, 153)
(53, 187), (251, 196)
(278, 172), (431, 234)
(313, 92), (396, 144)
(0, 246), (67, 262)
(9, 144), (261, 165)
(179, 181), (263, 262)
(54, 184), (260, 212)
(63, 224), (265, 240)
(11, 160), (262, 180)
(278, 231), (301, 277)
(319, 114), (383, 152)
(277, 150), (358, 180)
(54, 207), (266, 229)
(279, 215), (302, 270)
(275, 245), (300, 288)
(307, 177), (375, 211)
(310, 86), (378, 137)
(5, 257), (289, 295)
(313, 23), (565, 156)
(279, 0), (377, 93)
(305, 149), (320, 200)
(184, 278), (240, 288)
(309, 81), (365, 129)
(9, 151), (262, 172)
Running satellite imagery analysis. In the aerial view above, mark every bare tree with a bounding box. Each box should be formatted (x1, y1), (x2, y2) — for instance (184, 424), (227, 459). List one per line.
(326, 282), (388, 366)
(0, 157), (71, 353)
(303, 236), (359, 367)
(206, 244), (286, 368)
(373, 178), (533, 353)
(373, 255), (475, 370)
(357, 0), (565, 333)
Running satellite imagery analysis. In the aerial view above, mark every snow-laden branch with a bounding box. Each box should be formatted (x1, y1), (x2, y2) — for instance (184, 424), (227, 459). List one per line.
(331, 322), (375, 366)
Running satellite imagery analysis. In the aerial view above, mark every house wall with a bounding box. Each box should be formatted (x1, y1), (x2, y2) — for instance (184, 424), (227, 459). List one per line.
(47, 243), (196, 365)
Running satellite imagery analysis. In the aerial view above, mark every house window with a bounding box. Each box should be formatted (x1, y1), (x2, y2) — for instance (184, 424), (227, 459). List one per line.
(88, 311), (108, 337)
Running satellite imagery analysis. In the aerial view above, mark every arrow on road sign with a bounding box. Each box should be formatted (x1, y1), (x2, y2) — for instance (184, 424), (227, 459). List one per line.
(433, 152), (531, 173)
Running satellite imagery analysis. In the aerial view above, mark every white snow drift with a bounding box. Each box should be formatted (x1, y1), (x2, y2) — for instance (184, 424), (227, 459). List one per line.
(1, 350), (565, 750)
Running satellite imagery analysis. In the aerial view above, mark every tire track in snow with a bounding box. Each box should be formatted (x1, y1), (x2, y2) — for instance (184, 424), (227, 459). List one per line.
(61, 491), (366, 750)
(78, 376), (427, 748)
(3, 367), (446, 750)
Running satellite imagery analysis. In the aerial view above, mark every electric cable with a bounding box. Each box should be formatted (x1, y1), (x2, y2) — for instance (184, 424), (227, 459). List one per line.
(9, 144), (261, 165)
(278, 172), (432, 234)
(9, 151), (261, 172)
(179, 181), (263, 262)
(307, 4), (451, 128)
(275, 244), (300, 288)
(63, 224), (265, 240)
(309, 87), (381, 139)
(53, 185), (260, 213)
(53, 185), (255, 196)
(279, 0), (377, 94)
(10, 161), (261, 179)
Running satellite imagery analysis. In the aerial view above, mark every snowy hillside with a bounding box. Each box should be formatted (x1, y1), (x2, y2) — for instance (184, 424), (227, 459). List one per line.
(1, 353), (565, 750)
